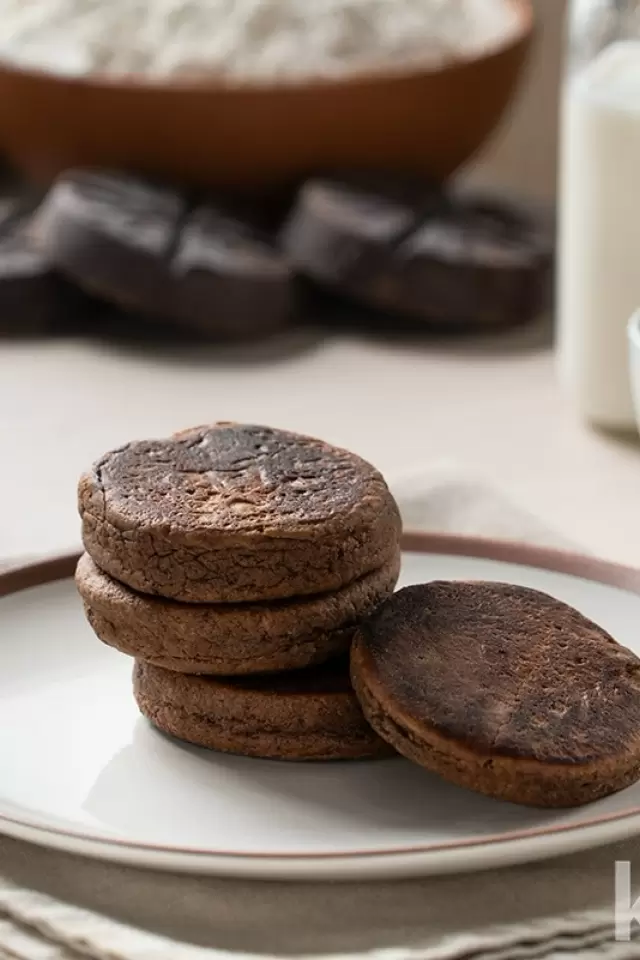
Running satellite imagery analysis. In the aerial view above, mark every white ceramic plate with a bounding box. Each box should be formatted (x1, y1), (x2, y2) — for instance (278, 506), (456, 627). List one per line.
(2, 535), (640, 881)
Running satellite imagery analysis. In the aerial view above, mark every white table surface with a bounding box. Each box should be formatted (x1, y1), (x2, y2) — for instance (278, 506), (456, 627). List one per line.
(0, 322), (638, 569)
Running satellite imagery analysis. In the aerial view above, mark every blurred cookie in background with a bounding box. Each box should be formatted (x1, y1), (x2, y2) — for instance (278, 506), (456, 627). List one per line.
(281, 176), (553, 331)
(34, 169), (297, 341)
(0, 185), (81, 337)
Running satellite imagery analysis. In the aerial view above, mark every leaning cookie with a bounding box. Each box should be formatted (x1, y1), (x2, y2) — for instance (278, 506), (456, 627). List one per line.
(76, 551), (400, 674)
(351, 581), (640, 807)
(79, 422), (401, 603)
(134, 658), (393, 761)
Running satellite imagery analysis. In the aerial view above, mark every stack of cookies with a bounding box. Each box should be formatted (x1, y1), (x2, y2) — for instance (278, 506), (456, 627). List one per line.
(74, 422), (640, 806)
(76, 422), (402, 761)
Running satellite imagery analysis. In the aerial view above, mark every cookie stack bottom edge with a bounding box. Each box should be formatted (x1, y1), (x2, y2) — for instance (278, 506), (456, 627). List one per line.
(133, 659), (393, 761)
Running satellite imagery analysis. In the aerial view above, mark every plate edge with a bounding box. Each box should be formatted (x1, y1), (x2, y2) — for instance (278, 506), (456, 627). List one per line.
(2, 532), (640, 869)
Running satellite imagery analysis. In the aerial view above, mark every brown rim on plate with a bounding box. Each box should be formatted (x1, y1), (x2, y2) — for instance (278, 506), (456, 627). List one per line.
(1, 530), (640, 863)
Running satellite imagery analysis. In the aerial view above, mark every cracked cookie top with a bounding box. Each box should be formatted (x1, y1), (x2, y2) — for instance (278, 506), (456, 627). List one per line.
(78, 423), (401, 602)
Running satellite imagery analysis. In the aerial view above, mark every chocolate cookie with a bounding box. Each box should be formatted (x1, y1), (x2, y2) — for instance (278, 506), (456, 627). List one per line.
(79, 423), (401, 603)
(76, 550), (400, 674)
(351, 581), (640, 807)
(281, 177), (551, 328)
(35, 170), (294, 339)
(172, 204), (293, 339)
(280, 174), (433, 289)
(134, 658), (392, 760)
(0, 188), (77, 335)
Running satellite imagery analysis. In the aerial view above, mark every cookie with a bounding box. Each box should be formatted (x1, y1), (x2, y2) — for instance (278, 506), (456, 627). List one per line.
(279, 174), (435, 288)
(391, 193), (553, 328)
(34, 170), (294, 339)
(0, 188), (77, 336)
(133, 658), (392, 760)
(79, 423), (401, 603)
(281, 177), (551, 328)
(351, 581), (640, 807)
(172, 204), (294, 339)
(76, 550), (400, 674)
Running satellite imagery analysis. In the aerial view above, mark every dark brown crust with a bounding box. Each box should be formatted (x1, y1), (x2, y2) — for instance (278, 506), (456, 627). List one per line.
(78, 423), (401, 603)
(351, 581), (640, 807)
(352, 644), (640, 807)
(76, 550), (400, 674)
(133, 659), (392, 761)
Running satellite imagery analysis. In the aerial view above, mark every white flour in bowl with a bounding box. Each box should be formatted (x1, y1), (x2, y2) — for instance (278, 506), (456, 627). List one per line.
(0, 0), (521, 81)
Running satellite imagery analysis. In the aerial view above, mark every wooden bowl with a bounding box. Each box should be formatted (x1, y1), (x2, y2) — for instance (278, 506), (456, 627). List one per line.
(0, 0), (533, 189)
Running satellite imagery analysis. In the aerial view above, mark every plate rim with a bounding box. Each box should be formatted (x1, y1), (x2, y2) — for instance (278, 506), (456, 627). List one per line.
(2, 532), (640, 877)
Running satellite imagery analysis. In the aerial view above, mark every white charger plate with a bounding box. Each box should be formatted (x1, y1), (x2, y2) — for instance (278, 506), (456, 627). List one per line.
(2, 534), (640, 881)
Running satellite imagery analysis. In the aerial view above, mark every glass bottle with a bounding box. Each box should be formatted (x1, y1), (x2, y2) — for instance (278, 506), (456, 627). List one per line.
(558, 0), (640, 429)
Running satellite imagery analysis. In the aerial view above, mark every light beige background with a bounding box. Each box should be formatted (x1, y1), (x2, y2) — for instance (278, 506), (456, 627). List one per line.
(6, 0), (640, 575)
(467, 0), (566, 203)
